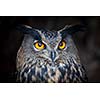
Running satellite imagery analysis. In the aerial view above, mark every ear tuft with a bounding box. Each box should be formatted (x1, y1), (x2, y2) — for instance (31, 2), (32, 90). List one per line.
(16, 24), (33, 34)
(16, 24), (41, 40)
(59, 24), (86, 38)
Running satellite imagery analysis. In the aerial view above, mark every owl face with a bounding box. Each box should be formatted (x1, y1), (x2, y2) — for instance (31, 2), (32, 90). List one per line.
(16, 25), (87, 82)
(23, 29), (77, 63)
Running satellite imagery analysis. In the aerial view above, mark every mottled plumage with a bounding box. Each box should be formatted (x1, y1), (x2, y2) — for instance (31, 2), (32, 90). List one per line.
(16, 25), (87, 83)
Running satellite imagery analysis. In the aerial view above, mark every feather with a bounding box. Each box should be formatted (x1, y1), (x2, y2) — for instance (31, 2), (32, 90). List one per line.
(59, 24), (86, 39)
(16, 25), (41, 41)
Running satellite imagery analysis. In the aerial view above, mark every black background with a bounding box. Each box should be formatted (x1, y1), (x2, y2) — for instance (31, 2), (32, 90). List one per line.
(0, 16), (100, 82)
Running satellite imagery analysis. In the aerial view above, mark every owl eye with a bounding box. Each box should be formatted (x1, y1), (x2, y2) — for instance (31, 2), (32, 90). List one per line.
(34, 41), (45, 50)
(58, 40), (66, 50)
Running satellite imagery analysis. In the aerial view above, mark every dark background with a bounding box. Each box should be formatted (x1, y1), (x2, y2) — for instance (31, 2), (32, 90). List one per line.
(0, 16), (100, 82)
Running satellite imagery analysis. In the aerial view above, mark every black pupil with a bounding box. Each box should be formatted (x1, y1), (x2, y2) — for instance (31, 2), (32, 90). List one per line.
(38, 42), (42, 47)
(59, 41), (63, 46)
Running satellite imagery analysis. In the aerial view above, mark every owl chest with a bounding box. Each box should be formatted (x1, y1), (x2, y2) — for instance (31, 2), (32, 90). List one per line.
(17, 57), (84, 83)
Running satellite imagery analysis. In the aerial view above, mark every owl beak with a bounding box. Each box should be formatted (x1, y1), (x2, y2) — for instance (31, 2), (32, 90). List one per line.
(50, 51), (56, 62)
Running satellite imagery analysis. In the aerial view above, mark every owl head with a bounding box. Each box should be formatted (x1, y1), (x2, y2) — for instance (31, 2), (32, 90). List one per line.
(16, 24), (87, 82)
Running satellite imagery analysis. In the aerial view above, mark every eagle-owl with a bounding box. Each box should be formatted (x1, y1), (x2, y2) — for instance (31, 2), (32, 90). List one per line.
(16, 24), (87, 83)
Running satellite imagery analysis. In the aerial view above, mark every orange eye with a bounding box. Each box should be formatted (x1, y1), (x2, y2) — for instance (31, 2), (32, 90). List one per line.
(34, 42), (45, 50)
(58, 40), (66, 50)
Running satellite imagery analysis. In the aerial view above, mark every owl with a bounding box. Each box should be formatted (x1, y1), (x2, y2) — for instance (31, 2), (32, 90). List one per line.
(16, 24), (88, 83)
